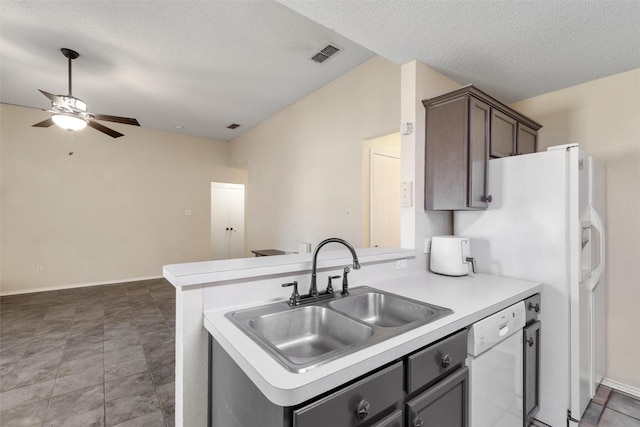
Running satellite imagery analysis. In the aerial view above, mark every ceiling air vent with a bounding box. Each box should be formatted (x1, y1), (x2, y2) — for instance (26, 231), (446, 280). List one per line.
(227, 123), (240, 129)
(311, 44), (341, 64)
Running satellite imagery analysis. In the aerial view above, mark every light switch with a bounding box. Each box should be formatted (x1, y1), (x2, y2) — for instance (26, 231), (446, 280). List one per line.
(400, 182), (413, 207)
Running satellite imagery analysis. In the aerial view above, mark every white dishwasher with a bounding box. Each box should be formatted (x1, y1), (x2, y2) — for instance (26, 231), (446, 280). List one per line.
(467, 301), (526, 427)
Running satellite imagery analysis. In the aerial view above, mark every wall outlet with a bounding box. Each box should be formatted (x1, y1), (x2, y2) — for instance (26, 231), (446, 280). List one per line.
(36, 265), (44, 274)
(424, 237), (432, 254)
(396, 259), (407, 270)
(184, 209), (192, 216)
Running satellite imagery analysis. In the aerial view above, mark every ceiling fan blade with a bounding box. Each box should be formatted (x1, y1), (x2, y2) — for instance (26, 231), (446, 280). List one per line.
(92, 114), (140, 126)
(38, 89), (71, 110)
(87, 120), (124, 138)
(32, 118), (55, 128)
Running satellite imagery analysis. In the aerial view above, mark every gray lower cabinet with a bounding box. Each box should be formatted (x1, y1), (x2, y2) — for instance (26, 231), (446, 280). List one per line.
(524, 320), (541, 423)
(209, 329), (469, 427)
(406, 367), (469, 427)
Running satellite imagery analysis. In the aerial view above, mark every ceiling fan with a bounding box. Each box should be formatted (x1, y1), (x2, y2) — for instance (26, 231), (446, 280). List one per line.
(32, 48), (140, 138)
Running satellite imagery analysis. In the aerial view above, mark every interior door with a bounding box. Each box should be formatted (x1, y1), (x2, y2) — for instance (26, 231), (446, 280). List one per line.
(370, 149), (400, 248)
(210, 182), (245, 260)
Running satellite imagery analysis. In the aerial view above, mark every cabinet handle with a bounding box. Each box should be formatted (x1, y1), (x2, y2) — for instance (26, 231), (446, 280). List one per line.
(356, 399), (370, 420)
(413, 416), (425, 427)
(480, 195), (493, 203)
(528, 302), (540, 313)
(441, 353), (452, 368)
(527, 337), (535, 347)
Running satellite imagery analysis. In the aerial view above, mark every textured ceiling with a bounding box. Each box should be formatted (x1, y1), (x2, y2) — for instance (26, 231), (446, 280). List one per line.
(279, 0), (640, 104)
(0, 1), (374, 141)
(1, 1), (639, 142)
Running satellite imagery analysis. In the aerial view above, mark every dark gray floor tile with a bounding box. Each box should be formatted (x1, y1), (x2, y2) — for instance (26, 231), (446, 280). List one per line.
(62, 341), (104, 362)
(580, 401), (603, 426)
(45, 383), (104, 422)
(105, 370), (154, 402)
(105, 388), (161, 427)
(0, 397), (49, 426)
(104, 335), (142, 352)
(608, 391), (640, 420)
(105, 355), (148, 382)
(1, 364), (59, 392)
(155, 382), (174, 409)
(104, 345), (146, 366)
(43, 405), (105, 427)
(0, 379), (55, 412)
(592, 385), (612, 406)
(149, 361), (174, 387)
(111, 410), (166, 427)
(52, 365), (103, 397)
(599, 408), (640, 427)
(21, 337), (67, 359)
(58, 353), (103, 377)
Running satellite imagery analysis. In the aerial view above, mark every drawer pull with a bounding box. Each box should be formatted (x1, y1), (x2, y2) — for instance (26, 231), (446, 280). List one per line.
(527, 337), (535, 347)
(528, 302), (540, 313)
(413, 416), (425, 427)
(356, 399), (370, 420)
(441, 353), (453, 368)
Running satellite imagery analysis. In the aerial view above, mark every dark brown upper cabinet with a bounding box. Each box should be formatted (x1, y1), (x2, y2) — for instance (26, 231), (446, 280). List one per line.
(423, 85), (542, 211)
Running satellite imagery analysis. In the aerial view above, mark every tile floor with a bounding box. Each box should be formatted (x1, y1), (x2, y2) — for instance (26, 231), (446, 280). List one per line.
(0, 279), (175, 427)
(578, 385), (640, 427)
(2, 279), (640, 427)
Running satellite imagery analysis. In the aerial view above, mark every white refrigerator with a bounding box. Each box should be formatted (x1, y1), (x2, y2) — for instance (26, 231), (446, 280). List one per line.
(454, 144), (606, 427)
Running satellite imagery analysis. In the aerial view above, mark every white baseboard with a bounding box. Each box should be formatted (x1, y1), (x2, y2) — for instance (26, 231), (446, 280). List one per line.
(602, 377), (640, 399)
(0, 275), (165, 296)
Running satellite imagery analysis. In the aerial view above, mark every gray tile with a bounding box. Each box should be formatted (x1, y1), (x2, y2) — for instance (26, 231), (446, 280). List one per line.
(155, 381), (174, 408)
(105, 370), (154, 402)
(105, 388), (161, 427)
(45, 383), (104, 422)
(0, 397), (48, 426)
(104, 335), (141, 353)
(58, 353), (103, 377)
(43, 405), (105, 427)
(579, 401), (603, 426)
(111, 410), (166, 427)
(608, 391), (640, 420)
(105, 355), (148, 382)
(149, 361), (174, 387)
(52, 365), (104, 397)
(104, 345), (146, 366)
(599, 408), (640, 427)
(1, 364), (59, 392)
(592, 384), (612, 406)
(0, 379), (55, 412)
(62, 341), (104, 362)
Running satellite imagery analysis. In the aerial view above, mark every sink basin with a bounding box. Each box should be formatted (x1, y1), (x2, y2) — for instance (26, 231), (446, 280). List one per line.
(249, 306), (373, 361)
(329, 291), (449, 327)
(226, 286), (453, 373)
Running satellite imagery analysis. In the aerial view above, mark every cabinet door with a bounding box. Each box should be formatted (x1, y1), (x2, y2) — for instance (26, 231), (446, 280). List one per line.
(516, 123), (538, 155)
(468, 98), (491, 209)
(406, 366), (469, 427)
(524, 321), (541, 423)
(372, 410), (402, 427)
(490, 109), (517, 157)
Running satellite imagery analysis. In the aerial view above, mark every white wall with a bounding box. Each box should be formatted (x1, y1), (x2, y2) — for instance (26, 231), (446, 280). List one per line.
(511, 69), (640, 391)
(400, 61), (461, 261)
(229, 56), (400, 252)
(0, 104), (237, 294)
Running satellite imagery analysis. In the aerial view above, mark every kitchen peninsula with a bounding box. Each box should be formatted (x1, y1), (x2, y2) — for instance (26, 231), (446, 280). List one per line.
(163, 247), (541, 427)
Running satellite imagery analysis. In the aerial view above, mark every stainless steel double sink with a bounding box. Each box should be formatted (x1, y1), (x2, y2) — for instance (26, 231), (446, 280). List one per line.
(225, 286), (453, 373)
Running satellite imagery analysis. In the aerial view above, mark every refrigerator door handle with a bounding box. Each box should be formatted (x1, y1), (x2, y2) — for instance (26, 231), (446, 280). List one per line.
(589, 205), (606, 291)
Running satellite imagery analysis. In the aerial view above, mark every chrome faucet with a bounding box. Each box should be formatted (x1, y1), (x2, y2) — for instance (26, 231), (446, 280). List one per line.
(309, 238), (361, 297)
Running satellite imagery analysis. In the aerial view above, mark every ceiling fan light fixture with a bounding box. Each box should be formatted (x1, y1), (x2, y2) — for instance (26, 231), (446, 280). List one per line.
(52, 114), (88, 131)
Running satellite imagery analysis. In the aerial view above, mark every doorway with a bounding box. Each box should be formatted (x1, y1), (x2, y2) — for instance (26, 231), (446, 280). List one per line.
(210, 182), (245, 259)
(363, 133), (401, 248)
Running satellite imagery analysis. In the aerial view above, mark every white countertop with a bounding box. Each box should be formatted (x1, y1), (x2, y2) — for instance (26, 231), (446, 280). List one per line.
(204, 270), (542, 407)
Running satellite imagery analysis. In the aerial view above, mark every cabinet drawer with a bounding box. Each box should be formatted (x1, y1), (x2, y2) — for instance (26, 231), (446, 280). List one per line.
(293, 361), (403, 427)
(406, 366), (469, 427)
(406, 329), (468, 394)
